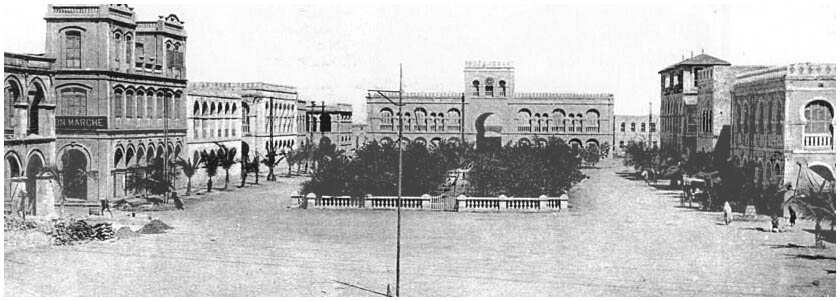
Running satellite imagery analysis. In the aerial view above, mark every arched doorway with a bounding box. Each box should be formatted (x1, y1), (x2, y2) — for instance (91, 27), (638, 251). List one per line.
(5, 154), (22, 203)
(25, 154), (45, 215)
(475, 113), (502, 150)
(569, 138), (582, 150)
(809, 164), (835, 182)
(62, 149), (88, 200)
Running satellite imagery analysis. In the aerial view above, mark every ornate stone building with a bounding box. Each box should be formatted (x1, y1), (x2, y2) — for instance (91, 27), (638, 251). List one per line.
(731, 63), (835, 188)
(366, 61), (614, 149)
(659, 54), (731, 154)
(614, 114), (659, 156)
(302, 102), (353, 153)
(3, 5), (189, 215)
(4, 53), (57, 215)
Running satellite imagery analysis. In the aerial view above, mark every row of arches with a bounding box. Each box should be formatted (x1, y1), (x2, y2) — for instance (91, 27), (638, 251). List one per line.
(471, 78), (508, 97)
(734, 99), (834, 148)
(5, 76), (49, 136)
(375, 136), (599, 149)
(113, 141), (183, 169)
(378, 108), (461, 132)
(516, 108), (601, 133)
(112, 86), (183, 121)
(193, 98), (238, 116)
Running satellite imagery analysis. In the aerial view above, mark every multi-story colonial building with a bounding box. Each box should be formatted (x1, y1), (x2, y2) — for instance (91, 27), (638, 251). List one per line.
(366, 61), (614, 149)
(659, 54), (731, 154)
(4, 53), (57, 215)
(731, 63), (835, 188)
(302, 101), (353, 152)
(185, 84), (243, 186)
(3, 5), (189, 215)
(614, 114), (659, 156)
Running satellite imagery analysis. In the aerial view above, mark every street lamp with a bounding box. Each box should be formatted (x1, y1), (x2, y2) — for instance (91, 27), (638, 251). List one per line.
(367, 63), (404, 297)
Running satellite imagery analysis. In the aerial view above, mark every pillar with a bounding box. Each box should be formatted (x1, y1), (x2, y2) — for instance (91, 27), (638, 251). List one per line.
(539, 195), (548, 211)
(499, 194), (507, 211)
(559, 193), (569, 210)
(421, 194), (431, 209)
(456, 194), (467, 212)
(306, 192), (317, 209)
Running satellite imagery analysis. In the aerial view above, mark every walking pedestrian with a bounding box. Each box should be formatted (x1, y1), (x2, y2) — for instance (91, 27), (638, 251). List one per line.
(723, 200), (732, 225)
(641, 169), (650, 185)
(788, 206), (797, 227)
(100, 198), (113, 218)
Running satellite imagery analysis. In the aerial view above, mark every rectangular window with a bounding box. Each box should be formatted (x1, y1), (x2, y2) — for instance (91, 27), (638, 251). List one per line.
(126, 91), (135, 118)
(136, 43), (144, 59)
(630, 123), (636, 132)
(114, 91), (123, 118)
(62, 89), (87, 116)
(619, 141), (625, 148)
(650, 123), (656, 132)
(66, 32), (81, 68)
(485, 85), (493, 97)
(641, 123), (646, 132)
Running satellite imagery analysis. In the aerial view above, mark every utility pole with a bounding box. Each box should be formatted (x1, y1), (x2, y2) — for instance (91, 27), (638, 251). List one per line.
(309, 101), (315, 173)
(163, 94), (169, 203)
(648, 101), (653, 147)
(268, 97), (275, 181)
(367, 64), (404, 297)
(461, 93), (465, 143)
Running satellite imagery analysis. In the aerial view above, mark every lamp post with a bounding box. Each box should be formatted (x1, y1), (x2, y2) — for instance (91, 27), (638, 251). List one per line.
(367, 63), (404, 296)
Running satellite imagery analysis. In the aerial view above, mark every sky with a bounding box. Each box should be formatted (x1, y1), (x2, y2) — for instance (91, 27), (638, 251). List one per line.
(3, 0), (837, 123)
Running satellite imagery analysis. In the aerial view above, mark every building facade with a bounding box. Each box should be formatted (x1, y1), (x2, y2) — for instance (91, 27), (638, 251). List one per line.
(731, 63), (835, 188)
(188, 82), (300, 174)
(366, 61), (614, 149)
(4, 53), (58, 215)
(302, 102), (353, 153)
(185, 84), (243, 186)
(614, 114), (659, 156)
(3, 5), (189, 215)
(659, 54), (731, 154)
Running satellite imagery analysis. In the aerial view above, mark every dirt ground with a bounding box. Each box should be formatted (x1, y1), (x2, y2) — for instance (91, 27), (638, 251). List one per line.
(4, 160), (836, 297)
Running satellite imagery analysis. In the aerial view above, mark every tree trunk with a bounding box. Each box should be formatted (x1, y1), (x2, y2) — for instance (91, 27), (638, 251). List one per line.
(185, 177), (192, 196)
(207, 178), (213, 192)
(815, 217), (824, 248)
(254, 167), (260, 185)
(224, 170), (230, 190)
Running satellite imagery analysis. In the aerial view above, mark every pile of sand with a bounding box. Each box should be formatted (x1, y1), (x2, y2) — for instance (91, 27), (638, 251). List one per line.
(115, 226), (140, 239)
(137, 219), (173, 234)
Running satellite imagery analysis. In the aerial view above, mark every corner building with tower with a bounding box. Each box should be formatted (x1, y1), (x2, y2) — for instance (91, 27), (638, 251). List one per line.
(366, 61), (614, 149)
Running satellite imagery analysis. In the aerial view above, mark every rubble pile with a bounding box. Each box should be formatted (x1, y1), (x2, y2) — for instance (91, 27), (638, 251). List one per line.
(137, 219), (173, 234)
(51, 220), (115, 245)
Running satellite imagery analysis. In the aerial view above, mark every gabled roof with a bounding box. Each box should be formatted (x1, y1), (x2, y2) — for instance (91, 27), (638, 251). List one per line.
(659, 54), (731, 73)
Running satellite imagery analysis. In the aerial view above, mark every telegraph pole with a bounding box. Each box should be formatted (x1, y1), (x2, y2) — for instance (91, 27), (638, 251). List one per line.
(268, 97), (275, 181)
(163, 94), (169, 203)
(648, 101), (653, 146)
(367, 64), (405, 297)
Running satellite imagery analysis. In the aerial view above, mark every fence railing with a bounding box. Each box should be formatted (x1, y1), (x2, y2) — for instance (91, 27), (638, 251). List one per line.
(293, 193), (568, 212)
(804, 134), (833, 149)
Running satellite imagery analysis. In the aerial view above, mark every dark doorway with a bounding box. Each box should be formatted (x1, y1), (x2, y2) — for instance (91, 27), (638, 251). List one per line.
(62, 149), (88, 200)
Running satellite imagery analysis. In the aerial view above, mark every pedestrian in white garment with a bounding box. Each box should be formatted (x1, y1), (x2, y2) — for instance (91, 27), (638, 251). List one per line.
(723, 200), (732, 225)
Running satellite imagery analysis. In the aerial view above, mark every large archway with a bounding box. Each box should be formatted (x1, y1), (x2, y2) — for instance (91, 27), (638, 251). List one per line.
(62, 149), (88, 200)
(25, 154), (45, 215)
(475, 113), (503, 150)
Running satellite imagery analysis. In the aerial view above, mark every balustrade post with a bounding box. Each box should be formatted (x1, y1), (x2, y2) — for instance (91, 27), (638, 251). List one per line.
(306, 192), (317, 209)
(364, 194), (372, 209)
(559, 193), (569, 210)
(421, 194), (431, 209)
(538, 195), (548, 211)
(456, 194), (467, 212)
(498, 195), (507, 211)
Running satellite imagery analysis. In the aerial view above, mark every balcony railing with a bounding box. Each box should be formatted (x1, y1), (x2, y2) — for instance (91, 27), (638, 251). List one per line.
(804, 134), (833, 149)
(379, 124), (394, 131)
(447, 125), (461, 131)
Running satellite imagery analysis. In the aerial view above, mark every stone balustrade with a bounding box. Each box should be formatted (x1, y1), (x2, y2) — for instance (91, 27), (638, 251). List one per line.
(292, 193), (569, 212)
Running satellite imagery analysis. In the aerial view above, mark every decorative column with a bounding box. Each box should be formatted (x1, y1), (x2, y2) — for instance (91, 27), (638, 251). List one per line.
(498, 194), (507, 211)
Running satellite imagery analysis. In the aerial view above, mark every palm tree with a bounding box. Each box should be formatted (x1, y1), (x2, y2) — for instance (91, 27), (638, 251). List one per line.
(262, 146), (283, 181)
(202, 151), (220, 192)
(173, 152), (203, 196)
(782, 163), (836, 247)
(215, 143), (238, 190)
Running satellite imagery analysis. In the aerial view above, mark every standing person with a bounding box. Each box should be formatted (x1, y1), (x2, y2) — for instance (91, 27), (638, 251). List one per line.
(723, 200), (732, 225)
(788, 206), (797, 227)
(100, 198), (113, 218)
(641, 169), (650, 185)
(17, 191), (28, 219)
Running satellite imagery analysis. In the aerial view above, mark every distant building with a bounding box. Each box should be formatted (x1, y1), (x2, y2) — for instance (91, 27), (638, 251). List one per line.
(367, 61), (614, 149)
(614, 114), (659, 156)
(731, 63), (835, 187)
(188, 82), (300, 171)
(659, 54), (731, 154)
(185, 84), (243, 185)
(302, 101), (353, 153)
(350, 123), (368, 152)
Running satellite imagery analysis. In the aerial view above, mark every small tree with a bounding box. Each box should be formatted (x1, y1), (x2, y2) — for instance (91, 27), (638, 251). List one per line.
(174, 152), (204, 196)
(215, 143), (238, 190)
(262, 146), (282, 181)
(126, 157), (174, 200)
(202, 151), (220, 192)
(582, 143), (601, 166)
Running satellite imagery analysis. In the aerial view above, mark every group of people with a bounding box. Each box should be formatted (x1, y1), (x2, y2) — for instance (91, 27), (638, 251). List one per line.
(99, 191), (185, 217)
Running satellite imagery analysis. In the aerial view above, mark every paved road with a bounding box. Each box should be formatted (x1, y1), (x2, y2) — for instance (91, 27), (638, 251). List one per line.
(5, 160), (836, 296)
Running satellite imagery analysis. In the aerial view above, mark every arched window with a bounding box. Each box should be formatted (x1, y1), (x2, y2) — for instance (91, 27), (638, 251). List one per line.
(202, 101), (208, 115)
(114, 148), (124, 168)
(776, 101), (783, 134)
(484, 78), (494, 97)
(552, 109), (566, 132)
(126, 90), (135, 118)
(225, 103), (230, 114)
(193, 101), (200, 116)
(59, 87), (87, 116)
(379, 108), (393, 130)
(210, 102), (216, 115)
(125, 34), (133, 67)
(66, 31), (82, 68)
(174, 93), (182, 119)
(113, 32), (122, 65)
(126, 147), (135, 167)
(641, 122), (646, 132)
(27, 82), (45, 135)
(146, 90), (155, 119)
(156, 92), (165, 118)
(447, 109), (461, 131)
(113, 89), (123, 118)
(804, 100), (833, 134)
(499, 80), (507, 96)
(5, 79), (21, 131)
(472, 80), (480, 96)
(517, 109), (531, 131)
